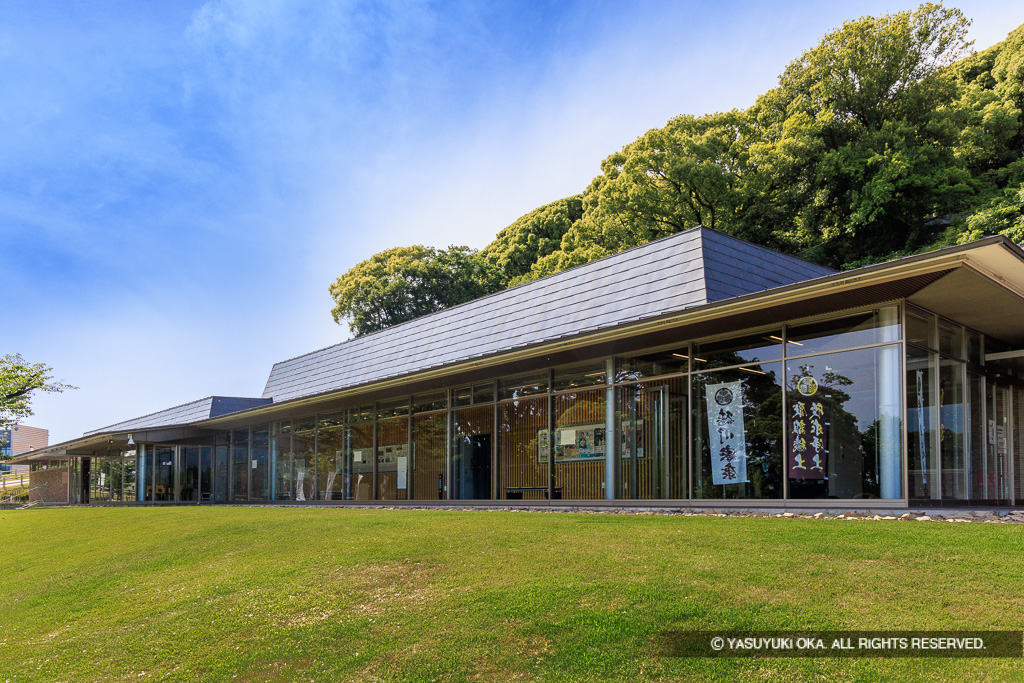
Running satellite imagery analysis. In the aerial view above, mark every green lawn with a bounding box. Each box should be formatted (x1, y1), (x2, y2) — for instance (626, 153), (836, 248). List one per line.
(1, 507), (1022, 682)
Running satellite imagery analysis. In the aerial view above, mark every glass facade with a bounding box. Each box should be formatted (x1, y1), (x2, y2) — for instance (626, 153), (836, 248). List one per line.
(99, 302), (1024, 508)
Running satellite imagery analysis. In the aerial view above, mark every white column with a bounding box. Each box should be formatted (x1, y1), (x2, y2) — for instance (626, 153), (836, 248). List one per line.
(879, 307), (902, 499)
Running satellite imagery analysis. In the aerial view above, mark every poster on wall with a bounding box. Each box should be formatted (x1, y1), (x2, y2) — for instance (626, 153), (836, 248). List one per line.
(705, 381), (748, 485)
(620, 419), (645, 460)
(537, 424), (607, 463)
(788, 374), (829, 479)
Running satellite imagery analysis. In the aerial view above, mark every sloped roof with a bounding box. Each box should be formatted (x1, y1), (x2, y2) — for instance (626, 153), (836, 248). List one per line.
(84, 396), (272, 435)
(262, 227), (835, 403)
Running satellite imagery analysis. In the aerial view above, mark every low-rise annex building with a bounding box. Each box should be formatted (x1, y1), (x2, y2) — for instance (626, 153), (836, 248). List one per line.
(15, 227), (1024, 508)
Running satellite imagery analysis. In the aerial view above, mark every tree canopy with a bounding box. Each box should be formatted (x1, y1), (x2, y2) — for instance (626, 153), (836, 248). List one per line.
(330, 5), (1024, 333)
(1, 354), (75, 442)
(329, 245), (502, 337)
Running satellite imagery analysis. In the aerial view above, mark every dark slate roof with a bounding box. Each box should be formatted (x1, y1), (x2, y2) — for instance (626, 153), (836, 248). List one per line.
(85, 396), (272, 435)
(262, 227), (835, 403)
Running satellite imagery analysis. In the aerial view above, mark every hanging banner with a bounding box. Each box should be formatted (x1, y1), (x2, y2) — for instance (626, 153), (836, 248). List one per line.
(706, 381), (748, 485)
(789, 374), (828, 479)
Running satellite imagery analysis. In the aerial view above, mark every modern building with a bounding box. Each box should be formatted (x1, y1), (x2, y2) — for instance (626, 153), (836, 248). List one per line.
(1, 424), (47, 475)
(14, 227), (1024, 508)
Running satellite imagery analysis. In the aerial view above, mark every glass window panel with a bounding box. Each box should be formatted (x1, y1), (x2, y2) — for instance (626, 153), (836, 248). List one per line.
(499, 395), (548, 500)
(349, 417), (374, 501)
(552, 362), (607, 392)
(250, 428), (269, 501)
(553, 387), (607, 499)
(292, 419), (317, 501)
(938, 321), (965, 359)
(412, 413), (447, 500)
(694, 332), (783, 370)
(377, 415), (409, 500)
(967, 332), (983, 365)
(199, 446), (213, 502)
(231, 429), (249, 501)
(271, 422), (292, 501)
(452, 405), (493, 500)
(786, 345), (903, 500)
(1015, 386), (1024, 504)
(317, 412), (347, 500)
(181, 447), (200, 502)
(786, 307), (899, 356)
(615, 349), (688, 383)
(414, 391), (447, 413)
(907, 345), (938, 500)
(154, 446), (175, 502)
(499, 372), (549, 400)
(939, 359), (966, 500)
(905, 308), (936, 350)
(692, 362), (783, 500)
(473, 382), (496, 404)
(377, 399), (409, 418)
(968, 373), (985, 501)
(453, 387), (472, 407)
(214, 442), (229, 502)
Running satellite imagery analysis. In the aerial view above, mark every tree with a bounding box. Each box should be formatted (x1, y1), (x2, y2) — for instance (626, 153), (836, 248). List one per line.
(1, 354), (75, 442)
(329, 245), (503, 336)
(480, 196), (583, 286)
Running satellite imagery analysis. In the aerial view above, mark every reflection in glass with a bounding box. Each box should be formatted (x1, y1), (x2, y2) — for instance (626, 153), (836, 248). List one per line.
(907, 346), (937, 500)
(905, 308), (936, 349)
(250, 428), (269, 501)
(200, 446), (212, 502)
(413, 391), (447, 413)
(617, 377), (687, 499)
(214, 442), (229, 502)
(317, 412), (346, 500)
(452, 405), (492, 500)
(377, 415), (409, 500)
(692, 362), (783, 499)
(969, 373), (985, 501)
(231, 429), (249, 501)
(499, 395), (548, 500)
(412, 412), (446, 500)
(271, 421), (293, 501)
(292, 419), (317, 501)
(786, 346), (902, 500)
(499, 372), (548, 400)
(553, 388), (606, 499)
(939, 359), (966, 500)
(349, 412), (374, 500)
(181, 447), (200, 501)
(552, 362), (607, 391)
(786, 307), (899, 357)
(615, 349), (688, 383)
(154, 446), (174, 502)
(938, 321), (964, 359)
(694, 332), (782, 370)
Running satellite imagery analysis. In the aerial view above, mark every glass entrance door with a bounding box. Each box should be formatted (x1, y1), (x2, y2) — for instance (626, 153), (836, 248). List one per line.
(620, 384), (675, 499)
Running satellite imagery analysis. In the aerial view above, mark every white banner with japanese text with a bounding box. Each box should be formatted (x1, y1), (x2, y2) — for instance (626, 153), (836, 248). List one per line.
(706, 381), (748, 485)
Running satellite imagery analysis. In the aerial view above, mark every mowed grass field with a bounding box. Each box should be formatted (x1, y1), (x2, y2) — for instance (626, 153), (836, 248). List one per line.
(1, 508), (1022, 682)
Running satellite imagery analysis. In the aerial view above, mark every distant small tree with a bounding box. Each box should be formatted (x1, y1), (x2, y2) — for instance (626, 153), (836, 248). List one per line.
(0, 354), (75, 452)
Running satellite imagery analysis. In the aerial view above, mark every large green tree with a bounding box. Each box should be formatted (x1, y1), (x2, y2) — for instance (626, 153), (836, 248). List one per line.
(1, 354), (74, 445)
(329, 7), (1024, 330)
(329, 245), (502, 337)
(480, 196), (583, 286)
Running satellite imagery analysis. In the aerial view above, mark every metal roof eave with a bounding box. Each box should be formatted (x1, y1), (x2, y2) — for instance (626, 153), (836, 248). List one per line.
(194, 236), (1023, 429)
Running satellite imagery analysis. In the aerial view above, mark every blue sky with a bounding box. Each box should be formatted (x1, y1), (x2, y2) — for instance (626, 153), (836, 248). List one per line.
(5, 0), (1024, 443)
